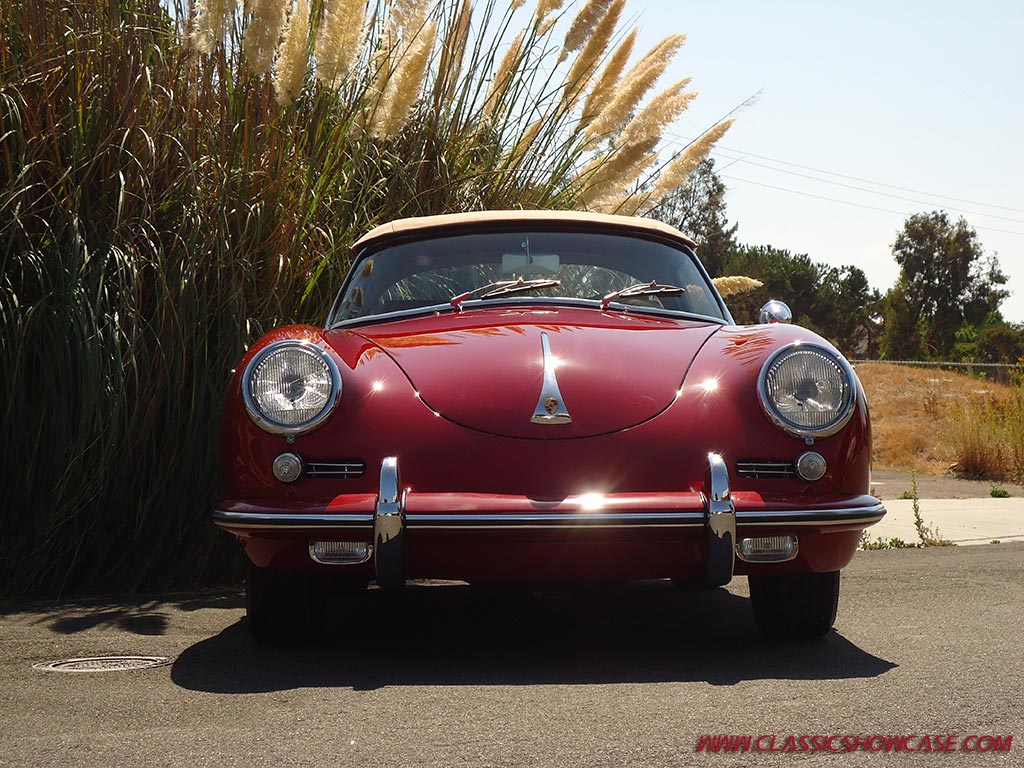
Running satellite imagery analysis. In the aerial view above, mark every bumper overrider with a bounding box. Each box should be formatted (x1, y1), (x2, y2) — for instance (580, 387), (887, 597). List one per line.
(212, 455), (886, 586)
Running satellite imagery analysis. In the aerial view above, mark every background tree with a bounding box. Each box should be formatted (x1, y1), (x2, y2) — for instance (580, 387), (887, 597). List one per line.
(878, 285), (925, 360)
(721, 245), (819, 326)
(645, 160), (879, 355)
(707, 245), (877, 355)
(880, 211), (1009, 359)
(647, 158), (737, 276)
(954, 320), (1024, 365)
(813, 264), (882, 355)
(976, 323), (1024, 365)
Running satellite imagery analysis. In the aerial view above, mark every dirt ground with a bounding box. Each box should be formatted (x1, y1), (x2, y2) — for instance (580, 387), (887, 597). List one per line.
(870, 469), (1024, 499)
(856, 362), (1013, 477)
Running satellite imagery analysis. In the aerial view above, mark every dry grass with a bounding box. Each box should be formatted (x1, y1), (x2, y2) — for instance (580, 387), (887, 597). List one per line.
(857, 362), (1014, 475)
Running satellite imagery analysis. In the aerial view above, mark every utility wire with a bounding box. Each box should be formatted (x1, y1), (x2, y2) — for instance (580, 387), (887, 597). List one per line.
(713, 154), (1024, 225)
(661, 131), (1024, 214)
(721, 175), (1024, 237)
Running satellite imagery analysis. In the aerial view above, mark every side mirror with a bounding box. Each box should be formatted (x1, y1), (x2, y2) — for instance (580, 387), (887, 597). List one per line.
(759, 300), (792, 324)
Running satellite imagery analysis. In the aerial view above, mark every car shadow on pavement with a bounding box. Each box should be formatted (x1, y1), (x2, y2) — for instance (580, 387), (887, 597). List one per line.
(171, 580), (895, 692)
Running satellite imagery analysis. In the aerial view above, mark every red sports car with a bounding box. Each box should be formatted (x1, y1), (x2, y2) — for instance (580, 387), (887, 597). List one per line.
(214, 210), (885, 643)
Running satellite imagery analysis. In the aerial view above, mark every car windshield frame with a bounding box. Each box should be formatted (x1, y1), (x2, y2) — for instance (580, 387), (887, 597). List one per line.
(327, 228), (733, 329)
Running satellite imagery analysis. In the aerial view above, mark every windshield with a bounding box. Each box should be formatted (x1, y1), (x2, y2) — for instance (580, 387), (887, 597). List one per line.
(330, 231), (726, 324)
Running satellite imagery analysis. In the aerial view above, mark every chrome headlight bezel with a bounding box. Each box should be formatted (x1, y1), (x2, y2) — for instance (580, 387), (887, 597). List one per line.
(242, 340), (342, 435)
(756, 342), (857, 439)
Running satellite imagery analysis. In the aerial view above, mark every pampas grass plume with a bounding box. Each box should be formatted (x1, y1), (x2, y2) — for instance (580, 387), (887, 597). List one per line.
(371, 21), (437, 139)
(506, 118), (543, 165)
(585, 33), (685, 142)
(579, 78), (696, 210)
(564, 0), (624, 105)
(437, 0), (472, 96)
(580, 26), (637, 126)
(578, 133), (659, 209)
(242, 0), (288, 75)
(618, 78), (694, 147)
(315, 0), (367, 87)
(391, 0), (432, 37)
(191, 0), (234, 54)
(649, 119), (734, 201)
(560, 0), (612, 63)
(273, 0), (311, 106)
(713, 275), (764, 297)
(536, 0), (565, 22)
(482, 31), (525, 118)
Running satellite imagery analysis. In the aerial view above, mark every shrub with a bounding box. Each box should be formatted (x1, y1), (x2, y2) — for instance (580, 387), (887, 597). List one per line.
(953, 388), (1024, 483)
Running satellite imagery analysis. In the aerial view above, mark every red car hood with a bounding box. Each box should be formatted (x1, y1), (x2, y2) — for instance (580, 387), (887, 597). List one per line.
(341, 308), (721, 439)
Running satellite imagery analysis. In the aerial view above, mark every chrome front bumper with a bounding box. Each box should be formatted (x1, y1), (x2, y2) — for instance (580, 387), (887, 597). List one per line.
(372, 452), (735, 589)
(211, 455), (886, 587)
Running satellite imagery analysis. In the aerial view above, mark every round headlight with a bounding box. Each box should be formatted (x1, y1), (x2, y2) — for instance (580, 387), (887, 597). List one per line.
(242, 341), (341, 434)
(758, 343), (856, 438)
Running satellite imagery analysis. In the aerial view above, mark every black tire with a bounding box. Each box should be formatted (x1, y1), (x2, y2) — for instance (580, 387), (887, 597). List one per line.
(246, 563), (314, 645)
(748, 570), (840, 640)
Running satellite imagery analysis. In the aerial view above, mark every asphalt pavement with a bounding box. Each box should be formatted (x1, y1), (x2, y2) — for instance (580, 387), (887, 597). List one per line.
(1, 543), (1022, 767)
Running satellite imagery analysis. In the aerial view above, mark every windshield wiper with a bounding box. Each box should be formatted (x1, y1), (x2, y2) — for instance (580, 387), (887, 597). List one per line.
(600, 281), (686, 311)
(450, 278), (561, 312)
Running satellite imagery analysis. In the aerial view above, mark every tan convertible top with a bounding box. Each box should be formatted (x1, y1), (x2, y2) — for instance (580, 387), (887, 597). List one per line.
(352, 210), (697, 253)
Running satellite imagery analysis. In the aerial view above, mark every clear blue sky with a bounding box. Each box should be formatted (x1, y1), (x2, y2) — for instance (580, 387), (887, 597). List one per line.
(633, 0), (1024, 323)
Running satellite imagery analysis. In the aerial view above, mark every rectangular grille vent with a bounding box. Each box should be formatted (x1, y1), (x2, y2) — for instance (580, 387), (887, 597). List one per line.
(736, 461), (796, 480)
(304, 461), (366, 479)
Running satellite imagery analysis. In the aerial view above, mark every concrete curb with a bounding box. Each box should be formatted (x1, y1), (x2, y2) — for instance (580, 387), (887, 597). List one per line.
(867, 498), (1024, 546)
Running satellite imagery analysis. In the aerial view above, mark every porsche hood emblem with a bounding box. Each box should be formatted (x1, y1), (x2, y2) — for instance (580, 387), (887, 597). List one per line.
(532, 333), (572, 425)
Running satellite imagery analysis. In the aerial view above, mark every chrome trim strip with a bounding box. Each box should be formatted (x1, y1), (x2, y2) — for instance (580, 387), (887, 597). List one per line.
(212, 503), (885, 530)
(736, 503), (886, 526)
(374, 457), (406, 588)
(304, 461), (367, 478)
(744, 516), (884, 528)
(703, 452), (736, 586)
(531, 331), (572, 424)
(735, 461), (796, 479)
(406, 512), (706, 528)
(410, 524), (702, 530)
(211, 509), (373, 529)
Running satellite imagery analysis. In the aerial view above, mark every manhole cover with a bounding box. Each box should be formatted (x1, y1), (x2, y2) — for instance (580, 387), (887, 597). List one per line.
(33, 656), (171, 672)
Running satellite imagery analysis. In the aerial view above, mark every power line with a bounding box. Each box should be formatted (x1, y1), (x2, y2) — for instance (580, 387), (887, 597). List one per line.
(712, 153), (1024, 225)
(721, 174), (1024, 237)
(661, 131), (1024, 214)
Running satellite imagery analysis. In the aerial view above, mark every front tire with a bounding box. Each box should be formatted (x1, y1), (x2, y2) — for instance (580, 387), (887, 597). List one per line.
(246, 563), (314, 644)
(748, 571), (840, 639)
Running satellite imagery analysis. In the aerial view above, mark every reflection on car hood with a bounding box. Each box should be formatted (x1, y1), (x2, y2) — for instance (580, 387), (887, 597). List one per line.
(343, 307), (721, 439)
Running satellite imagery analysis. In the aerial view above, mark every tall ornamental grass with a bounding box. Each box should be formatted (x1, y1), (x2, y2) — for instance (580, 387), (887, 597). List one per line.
(953, 388), (1024, 483)
(0, 0), (731, 598)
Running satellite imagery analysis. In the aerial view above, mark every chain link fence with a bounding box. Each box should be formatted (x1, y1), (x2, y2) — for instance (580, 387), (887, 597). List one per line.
(851, 359), (1024, 386)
